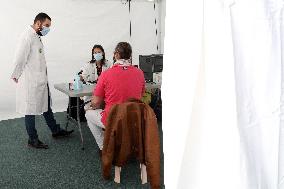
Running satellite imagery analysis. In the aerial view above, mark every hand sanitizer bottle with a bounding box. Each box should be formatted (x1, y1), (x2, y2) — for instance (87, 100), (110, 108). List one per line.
(74, 74), (83, 90)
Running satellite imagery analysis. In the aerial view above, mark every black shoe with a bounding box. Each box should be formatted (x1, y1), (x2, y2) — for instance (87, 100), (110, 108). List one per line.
(52, 129), (74, 138)
(28, 139), (49, 149)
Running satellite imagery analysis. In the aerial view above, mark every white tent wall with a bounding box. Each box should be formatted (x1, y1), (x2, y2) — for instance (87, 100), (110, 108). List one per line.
(0, 0), (165, 121)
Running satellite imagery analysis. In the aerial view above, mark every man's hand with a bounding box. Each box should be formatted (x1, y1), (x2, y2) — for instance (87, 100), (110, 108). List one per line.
(91, 95), (103, 109)
(12, 78), (18, 83)
(79, 75), (84, 81)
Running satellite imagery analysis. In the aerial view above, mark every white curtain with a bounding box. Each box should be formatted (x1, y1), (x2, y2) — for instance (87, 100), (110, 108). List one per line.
(162, 0), (203, 188)
(230, 0), (284, 188)
(175, 0), (241, 188)
(164, 0), (284, 188)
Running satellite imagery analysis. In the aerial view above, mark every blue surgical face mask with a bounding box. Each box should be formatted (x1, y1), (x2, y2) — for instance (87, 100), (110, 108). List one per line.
(93, 53), (103, 61)
(40, 26), (50, 36)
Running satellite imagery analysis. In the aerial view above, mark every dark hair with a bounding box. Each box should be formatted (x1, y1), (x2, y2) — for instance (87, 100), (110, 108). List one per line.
(115, 42), (132, 60)
(34, 13), (51, 24)
(90, 44), (106, 64)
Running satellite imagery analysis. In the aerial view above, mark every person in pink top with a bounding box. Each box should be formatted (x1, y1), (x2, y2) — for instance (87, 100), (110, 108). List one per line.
(85, 42), (145, 154)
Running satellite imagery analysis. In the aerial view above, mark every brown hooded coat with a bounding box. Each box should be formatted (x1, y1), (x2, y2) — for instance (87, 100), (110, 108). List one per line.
(102, 100), (161, 189)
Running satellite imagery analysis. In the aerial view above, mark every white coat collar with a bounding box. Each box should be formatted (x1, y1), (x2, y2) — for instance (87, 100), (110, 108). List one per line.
(28, 25), (38, 34)
(114, 59), (132, 66)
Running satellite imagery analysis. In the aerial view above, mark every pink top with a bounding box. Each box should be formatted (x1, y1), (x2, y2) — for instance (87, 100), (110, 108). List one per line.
(94, 65), (145, 125)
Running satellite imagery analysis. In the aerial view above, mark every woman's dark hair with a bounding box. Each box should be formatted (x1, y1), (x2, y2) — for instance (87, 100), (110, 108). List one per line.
(90, 44), (106, 64)
(115, 42), (132, 60)
(34, 12), (51, 23)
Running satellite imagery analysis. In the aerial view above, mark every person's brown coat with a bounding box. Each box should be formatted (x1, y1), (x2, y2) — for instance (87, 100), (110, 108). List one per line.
(102, 99), (161, 189)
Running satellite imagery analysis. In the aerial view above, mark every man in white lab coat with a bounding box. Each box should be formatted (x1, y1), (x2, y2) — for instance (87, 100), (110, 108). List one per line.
(11, 13), (74, 149)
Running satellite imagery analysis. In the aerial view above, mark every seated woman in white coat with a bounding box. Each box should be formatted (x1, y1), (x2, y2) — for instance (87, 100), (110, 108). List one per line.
(79, 44), (111, 109)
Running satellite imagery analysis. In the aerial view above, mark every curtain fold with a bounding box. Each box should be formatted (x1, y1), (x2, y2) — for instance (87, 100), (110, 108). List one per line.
(230, 1), (284, 188)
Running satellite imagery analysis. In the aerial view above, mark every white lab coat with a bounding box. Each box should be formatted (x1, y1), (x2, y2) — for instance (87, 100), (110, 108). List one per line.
(80, 60), (112, 83)
(80, 60), (112, 109)
(11, 26), (49, 115)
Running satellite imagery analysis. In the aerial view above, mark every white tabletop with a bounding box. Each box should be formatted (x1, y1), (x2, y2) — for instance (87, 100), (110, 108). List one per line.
(54, 83), (95, 97)
(54, 82), (161, 98)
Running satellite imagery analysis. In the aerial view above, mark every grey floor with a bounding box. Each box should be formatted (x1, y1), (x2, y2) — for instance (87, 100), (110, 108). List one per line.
(0, 112), (164, 189)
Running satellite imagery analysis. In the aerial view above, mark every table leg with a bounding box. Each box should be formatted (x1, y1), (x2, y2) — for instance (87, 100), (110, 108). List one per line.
(66, 97), (71, 130)
(77, 97), (84, 150)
